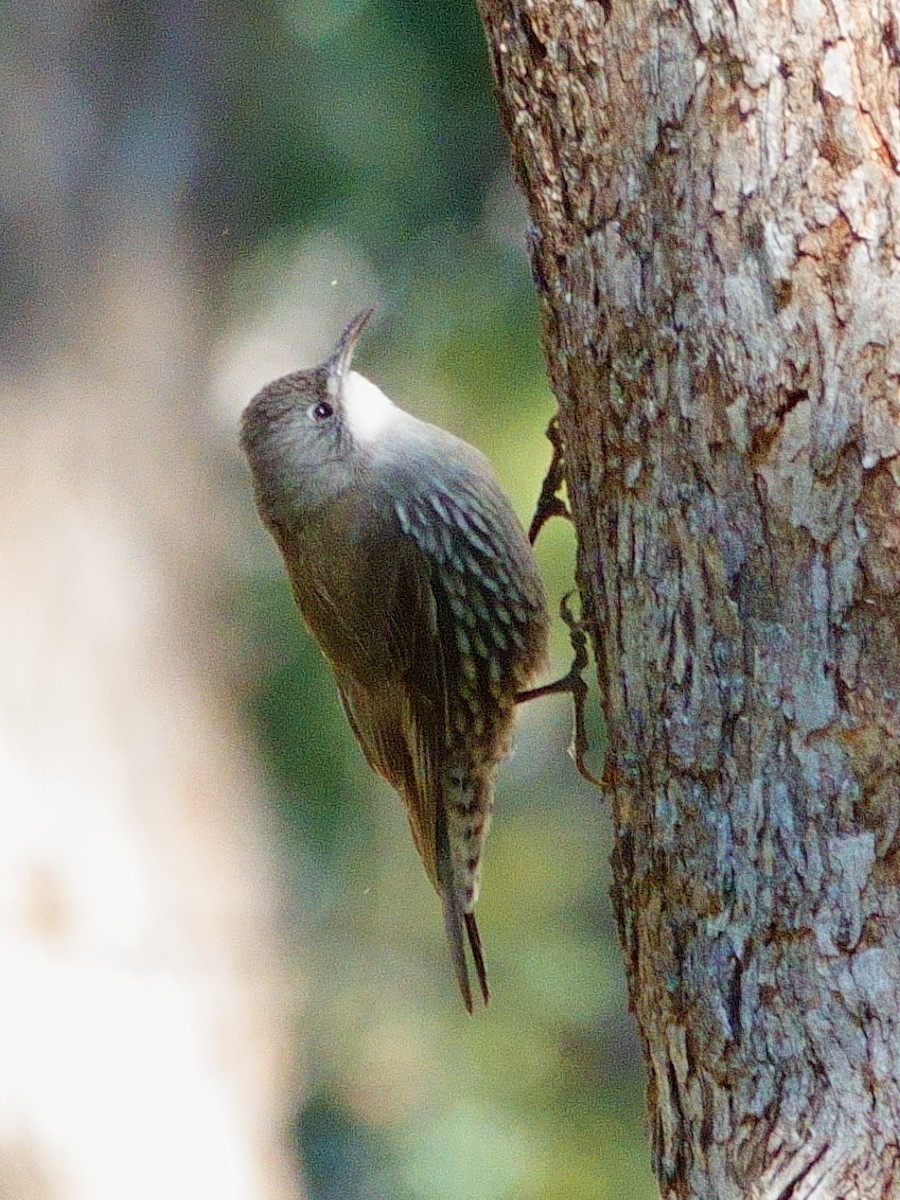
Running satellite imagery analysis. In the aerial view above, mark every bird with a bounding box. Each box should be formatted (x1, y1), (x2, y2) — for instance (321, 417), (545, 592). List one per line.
(239, 307), (550, 1010)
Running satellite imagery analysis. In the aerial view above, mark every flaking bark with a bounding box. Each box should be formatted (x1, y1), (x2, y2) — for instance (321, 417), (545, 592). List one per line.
(477, 1), (900, 1196)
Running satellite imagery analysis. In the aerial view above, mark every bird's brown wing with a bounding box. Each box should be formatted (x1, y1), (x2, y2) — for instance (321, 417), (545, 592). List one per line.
(334, 533), (449, 890)
(334, 532), (480, 1008)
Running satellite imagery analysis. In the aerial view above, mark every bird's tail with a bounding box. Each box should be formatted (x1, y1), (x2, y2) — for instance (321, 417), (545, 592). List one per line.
(436, 805), (490, 1011)
(464, 911), (489, 1006)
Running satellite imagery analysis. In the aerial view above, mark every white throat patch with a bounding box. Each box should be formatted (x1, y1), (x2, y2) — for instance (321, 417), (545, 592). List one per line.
(341, 370), (398, 444)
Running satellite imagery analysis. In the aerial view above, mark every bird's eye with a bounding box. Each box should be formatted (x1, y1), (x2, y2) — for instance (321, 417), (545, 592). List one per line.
(311, 400), (334, 422)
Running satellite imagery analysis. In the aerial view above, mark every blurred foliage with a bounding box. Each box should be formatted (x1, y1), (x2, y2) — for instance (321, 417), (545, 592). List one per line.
(222, 2), (657, 1197)
(199, 0), (506, 266)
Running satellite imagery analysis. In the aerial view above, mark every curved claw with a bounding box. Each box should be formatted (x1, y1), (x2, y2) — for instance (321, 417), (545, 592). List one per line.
(528, 415), (572, 545)
(517, 592), (605, 790)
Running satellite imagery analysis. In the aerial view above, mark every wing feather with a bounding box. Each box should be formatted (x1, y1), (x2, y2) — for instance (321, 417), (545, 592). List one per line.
(334, 533), (449, 888)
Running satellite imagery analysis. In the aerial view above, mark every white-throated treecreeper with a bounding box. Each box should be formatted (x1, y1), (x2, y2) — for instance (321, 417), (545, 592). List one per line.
(240, 308), (549, 1010)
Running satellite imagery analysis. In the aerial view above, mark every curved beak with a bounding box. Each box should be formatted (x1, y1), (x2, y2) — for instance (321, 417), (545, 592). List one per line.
(327, 306), (376, 392)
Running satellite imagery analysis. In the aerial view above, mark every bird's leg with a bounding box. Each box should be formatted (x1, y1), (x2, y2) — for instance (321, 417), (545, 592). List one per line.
(524, 419), (603, 788)
(517, 592), (604, 790)
(528, 414), (571, 545)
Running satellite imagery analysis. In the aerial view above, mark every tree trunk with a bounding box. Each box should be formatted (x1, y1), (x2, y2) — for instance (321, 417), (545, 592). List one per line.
(477, 1), (900, 1196)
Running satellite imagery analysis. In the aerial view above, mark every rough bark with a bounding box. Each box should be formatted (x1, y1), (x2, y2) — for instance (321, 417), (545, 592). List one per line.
(477, 1), (900, 1197)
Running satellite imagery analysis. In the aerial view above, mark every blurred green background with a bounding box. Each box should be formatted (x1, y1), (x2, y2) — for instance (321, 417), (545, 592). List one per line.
(1, 0), (654, 1196)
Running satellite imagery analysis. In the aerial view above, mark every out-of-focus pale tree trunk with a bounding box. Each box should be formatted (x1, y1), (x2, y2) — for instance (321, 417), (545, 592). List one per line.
(0, 234), (302, 1200)
(0, 7), (304, 1199)
(477, 1), (900, 1197)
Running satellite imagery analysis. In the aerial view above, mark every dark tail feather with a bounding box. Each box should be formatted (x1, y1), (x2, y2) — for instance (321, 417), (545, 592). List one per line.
(436, 803), (474, 1012)
(464, 912), (490, 1006)
(441, 884), (472, 1013)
